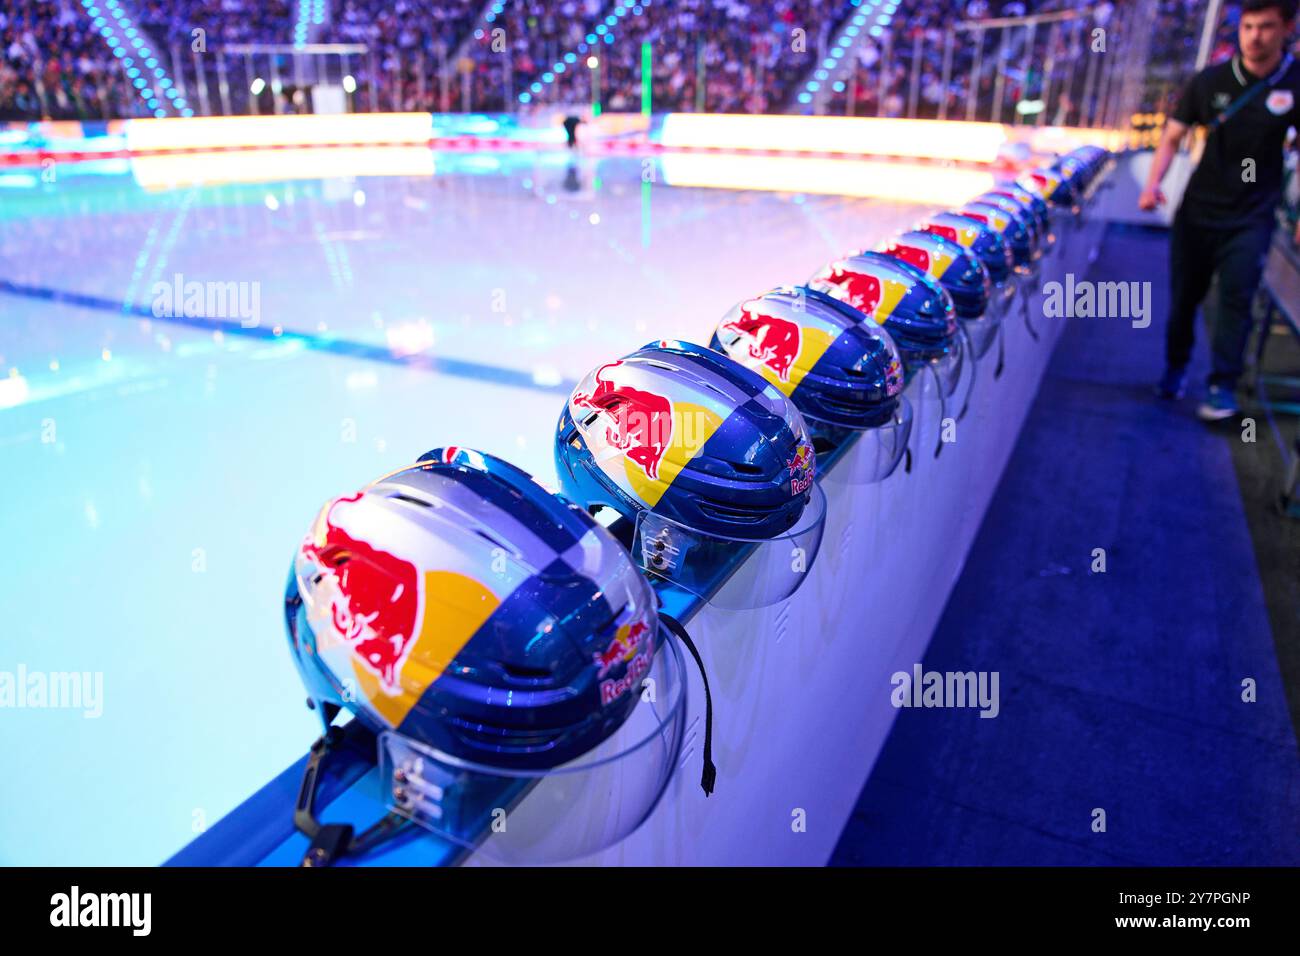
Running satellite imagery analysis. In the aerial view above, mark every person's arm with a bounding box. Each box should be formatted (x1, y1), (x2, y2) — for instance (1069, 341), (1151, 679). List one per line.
(1141, 71), (1203, 212)
(1139, 118), (1189, 211)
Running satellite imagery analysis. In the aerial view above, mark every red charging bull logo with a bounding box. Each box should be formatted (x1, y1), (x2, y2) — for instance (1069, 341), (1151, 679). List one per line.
(303, 494), (422, 696)
(923, 222), (968, 247)
(596, 620), (652, 706)
(887, 242), (932, 275)
(573, 361), (674, 481)
(963, 208), (1009, 233)
(722, 304), (802, 382)
(788, 440), (815, 496)
(830, 266), (885, 317)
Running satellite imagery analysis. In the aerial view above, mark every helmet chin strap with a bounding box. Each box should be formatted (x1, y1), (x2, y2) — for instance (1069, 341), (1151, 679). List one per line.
(993, 317), (1007, 381)
(954, 325), (976, 424)
(658, 613), (716, 796)
(294, 728), (410, 867)
(1021, 282), (1040, 342)
(926, 361), (948, 459)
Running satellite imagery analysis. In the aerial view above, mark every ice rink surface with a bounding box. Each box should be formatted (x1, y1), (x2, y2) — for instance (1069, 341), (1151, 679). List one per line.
(0, 151), (931, 865)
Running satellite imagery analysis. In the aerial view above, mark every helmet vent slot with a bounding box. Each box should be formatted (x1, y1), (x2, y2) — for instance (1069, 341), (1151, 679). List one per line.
(698, 499), (767, 523)
(474, 529), (510, 552)
(388, 493), (432, 509)
(500, 662), (554, 681)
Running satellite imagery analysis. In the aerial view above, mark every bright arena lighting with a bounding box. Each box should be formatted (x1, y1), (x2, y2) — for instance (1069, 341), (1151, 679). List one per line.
(658, 153), (996, 206)
(124, 114), (434, 153)
(130, 147), (435, 189)
(659, 114), (1010, 165)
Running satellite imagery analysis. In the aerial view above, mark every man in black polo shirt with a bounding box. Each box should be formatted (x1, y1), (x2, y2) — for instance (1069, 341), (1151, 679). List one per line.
(1140, 0), (1300, 421)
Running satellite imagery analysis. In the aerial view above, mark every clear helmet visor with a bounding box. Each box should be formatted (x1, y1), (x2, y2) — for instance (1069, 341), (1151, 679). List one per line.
(632, 480), (828, 610)
(378, 623), (687, 864)
(927, 331), (965, 398)
(817, 395), (914, 487)
(962, 314), (1000, 360)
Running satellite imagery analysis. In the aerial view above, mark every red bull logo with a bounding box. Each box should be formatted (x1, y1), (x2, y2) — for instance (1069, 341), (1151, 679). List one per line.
(788, 440), (815, 496)
(885, 357), (904, 395)
(303, 494), (422, 696)
(963, 208), (1009, 233)
(573, 361), (675, 481)
(722, 304), (802, 382)
(887, 242), (931, 275)
(830, 266), (884, 317)
(597, 620), (653, 706)
(924, 222), (968, 247)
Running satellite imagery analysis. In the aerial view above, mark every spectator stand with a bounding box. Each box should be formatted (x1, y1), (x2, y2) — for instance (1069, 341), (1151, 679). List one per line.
(813, 1), (1158, 132)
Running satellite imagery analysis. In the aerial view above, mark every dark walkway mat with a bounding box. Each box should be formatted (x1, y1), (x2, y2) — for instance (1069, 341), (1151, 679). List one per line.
(832, 225), (1300, 865)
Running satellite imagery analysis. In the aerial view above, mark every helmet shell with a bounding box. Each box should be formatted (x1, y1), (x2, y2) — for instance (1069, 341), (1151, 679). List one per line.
(974, 191), (1042, 255)
(1018, 166), (1075, 207)
(555, 340), (817, 540)
(710, 285), (904, 430)
(918, 212), (1015, 286)
(808, 250), (958, 364)
(877, 229), (991, 320)
(986, 184), (1051, 236)
(957, 202), (1035, 269)
(285, 448), (660, 770)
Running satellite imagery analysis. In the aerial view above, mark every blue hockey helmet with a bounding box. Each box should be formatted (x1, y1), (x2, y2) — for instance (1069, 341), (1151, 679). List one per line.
(974, 191), (1043, 259)
(807, 250), (958, 368)
(284, 447), (661, 771)
(986, 183), (1051, 239)
(554, 340), (817, 542)
(917, 212), (1015, 286)
(957, 201), (1036, 270)
(710, 285), (905, 432)
(877, 230), (991, 320)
